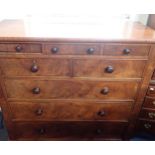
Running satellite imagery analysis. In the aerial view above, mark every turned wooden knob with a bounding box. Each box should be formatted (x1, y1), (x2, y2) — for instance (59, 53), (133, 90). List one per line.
(123, 48), (131, 55)
(100, 87), (109, 95)
(51, 47), (59, 54)
(97, 110), (106, 117)
(149, 87), (155, 92)
(144, 123), (151, 129)
(38, 128), (45, 134)
(32, 87), (40, 94)
(35, 109), (43, 116)
(105, 66), (114, 73)
(87, 48), (95, 54)
(31, 64), (39, 72)
(96, 129), (102, 134)
(15, 45), (23, 52)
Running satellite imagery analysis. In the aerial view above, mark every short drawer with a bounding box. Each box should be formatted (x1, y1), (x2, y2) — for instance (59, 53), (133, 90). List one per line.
(102, 44), (150, 56)
(140, 108), (155, 120)
(73, 59), (146, 78)
(4, 79), (139, 100)
(12, 121), (128, 140)
(138, 120), (155, 135)
(143, 97), (155, 109)
(147, 84), (155, 97)
(0, 43), (42, 53)
(0, 58), (70, 77)
(10, 101), (132, 121)
(44, 43), (101, 55)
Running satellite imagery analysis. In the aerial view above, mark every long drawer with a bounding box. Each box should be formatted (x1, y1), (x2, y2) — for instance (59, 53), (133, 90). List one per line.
(11, 121), (128, 140)
(4, 79), (139, 100)
(0, 43), (42, 53)
(73, 59), (146, 78)
(10, 101), (132, 121)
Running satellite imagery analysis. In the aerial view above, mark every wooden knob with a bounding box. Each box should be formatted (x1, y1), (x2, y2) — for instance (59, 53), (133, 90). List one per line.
(96, 129), (102, 134)
(144, 123), (151, 129)
(31, 64), (38, 73)
(100, 87), (109, 95)
(51, 47), (59, 54)
(35, 109), (43, 116)
(150, 87), (155, 92)
(152, 101), (155, 106)
(123, 48), (131, 55)
(38, 128), (45, 134)
(97, 110), (106, 117)
(32, 87), (40, 94)
(148, 112), (155, 119)
(15, 45), (23, 52)
(87, 48), (95, 54)
(105, 66), (114, 73)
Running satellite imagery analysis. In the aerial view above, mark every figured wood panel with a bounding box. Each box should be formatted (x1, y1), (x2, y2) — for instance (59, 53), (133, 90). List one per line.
(73, 59), (146, 78)
(11, 121), (128, 140)
(44, 43), (101, 55)
(10, 101), (132, 121)
(4, 79), (139, 100)
(0, 58), (70, 77)
(0, 43), (42, 53)
(103, 44), (150, 56)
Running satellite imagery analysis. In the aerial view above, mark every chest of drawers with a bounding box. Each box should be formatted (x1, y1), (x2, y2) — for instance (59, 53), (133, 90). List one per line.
(0, 20), (155, 140)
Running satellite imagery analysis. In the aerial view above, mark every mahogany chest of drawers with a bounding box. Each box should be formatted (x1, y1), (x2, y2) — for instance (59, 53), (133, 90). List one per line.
(0, 20), (155, 140)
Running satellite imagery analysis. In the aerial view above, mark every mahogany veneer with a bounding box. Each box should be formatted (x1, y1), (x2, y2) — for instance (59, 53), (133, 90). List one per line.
(0, 19), (155, 140)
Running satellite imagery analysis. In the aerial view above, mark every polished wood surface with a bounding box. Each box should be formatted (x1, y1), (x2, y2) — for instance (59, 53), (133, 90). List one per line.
(0, 20), (155, 140)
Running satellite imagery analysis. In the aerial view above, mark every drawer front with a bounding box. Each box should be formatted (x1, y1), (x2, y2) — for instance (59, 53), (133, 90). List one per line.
(0, 58), (70, 77)
(143, 97), (155, 109)
(103, 44), (150, 56)
(44, 43), (101, 55)
(73, 59), (146, 78)
(12, 122), (127, 140)
(0, 43), (42, 53)
(140, 108), (155, 120)
(147, 84), (155, 97)
(4, 79), (139, 100)
(138, 120), (155, 135)
(10, 101), (132, 121)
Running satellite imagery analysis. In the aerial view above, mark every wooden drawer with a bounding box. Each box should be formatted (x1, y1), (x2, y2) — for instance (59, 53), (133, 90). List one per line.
(103, 44), (150, 56)
(4, 79), (139, 100)
(143, 97), (155, 109)
(0, 43), (42, 53)
(140, 108), (155, 120)
(44, 43), (101, 55)
(73, 59), (146, 78)
(11, 122), (127, 140)
(10, 101), (132, 121)
(0, 58), (70, 77)
(147, 84), (155, 97)
(138, 120), (155, 135)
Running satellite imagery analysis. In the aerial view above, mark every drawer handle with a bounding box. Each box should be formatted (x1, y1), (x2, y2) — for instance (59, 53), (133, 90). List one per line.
(123, 48), (131, 55)
(51, 47), (59, 54)
(15, 45), (23, 52)
(31, 61), (39, 73)
(144, 123), (151, 129)
(105, 66), (114, 73)
(152, 101), (155, 106)
(96, 129), (102, 135)
(38, 128), (46, 135)
(97, 110), (106, 117)
(35, 109), (43, 116)
(149, 87), (155, 92)
(148, 112), (155, 119)
(100, 87), (109, 95)
(87, 48), (95, 54)
(32, 87), (40, 94)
